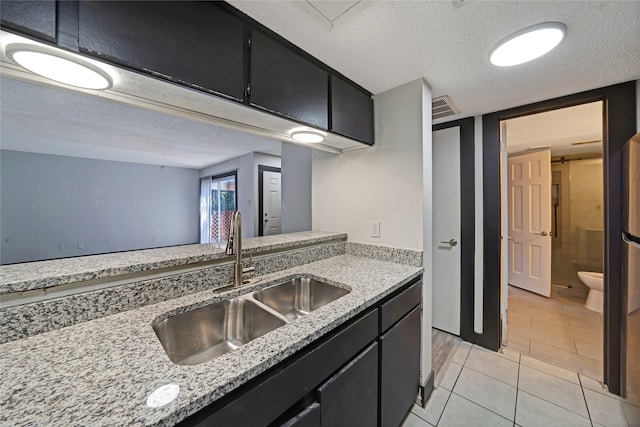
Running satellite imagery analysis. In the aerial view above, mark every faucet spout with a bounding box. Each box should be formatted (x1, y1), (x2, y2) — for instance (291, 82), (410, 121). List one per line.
(226, 211), (243, 286)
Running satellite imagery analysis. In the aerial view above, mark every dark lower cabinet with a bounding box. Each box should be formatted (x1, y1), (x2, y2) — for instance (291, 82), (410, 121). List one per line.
(0, 0), (56, 42)
(330, 76), (374, 145)
(318, 342), (378, 427)
(78, 1), (245, 100)
(250, 30), (328, 129)
(379, 306), (421, 427)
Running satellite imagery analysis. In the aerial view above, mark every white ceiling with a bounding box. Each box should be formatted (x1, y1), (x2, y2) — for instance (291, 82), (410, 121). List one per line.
(229, 0), (640, 123)
(504, 101), (603, 157)
(0, 76), (283, 169)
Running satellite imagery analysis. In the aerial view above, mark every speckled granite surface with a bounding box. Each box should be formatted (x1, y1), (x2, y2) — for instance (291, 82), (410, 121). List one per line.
(0, 255), (422, 426)
(0, 242), (346, 344)
(0, 231), (347, 294)
(346, 241), (423, 267)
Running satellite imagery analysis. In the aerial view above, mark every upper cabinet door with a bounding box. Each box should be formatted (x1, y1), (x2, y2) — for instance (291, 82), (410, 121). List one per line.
(250, 30), (328, 130)
(330, 76), (374, 145)
(0, 1), (56, 42)
(78, 1), (245, 101)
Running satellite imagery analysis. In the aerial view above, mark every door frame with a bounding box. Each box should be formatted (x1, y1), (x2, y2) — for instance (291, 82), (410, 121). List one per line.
(482, 81), (636, 394)
(209, 171), (238, 242)
(432, 118), (479, 344)
(257, 165), (281, 237)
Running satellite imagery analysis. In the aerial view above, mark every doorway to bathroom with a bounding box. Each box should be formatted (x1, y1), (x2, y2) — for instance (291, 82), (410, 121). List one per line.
(500, 101), (605, 381)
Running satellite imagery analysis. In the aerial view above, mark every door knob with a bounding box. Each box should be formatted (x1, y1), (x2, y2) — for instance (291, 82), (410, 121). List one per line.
(440, 239), (458, 247)
(534, 231), (548, 236)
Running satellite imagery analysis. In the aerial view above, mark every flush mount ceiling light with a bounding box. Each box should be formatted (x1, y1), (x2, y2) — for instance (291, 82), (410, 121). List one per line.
(289, 129), (326, 144)
(6, 44), (112, 90)
(489, 22), (566, 67)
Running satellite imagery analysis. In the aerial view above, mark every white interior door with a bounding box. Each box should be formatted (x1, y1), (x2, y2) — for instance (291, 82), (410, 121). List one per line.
(432, 127), (461, 335)
(508, 150), (552, 297)
(262, 170), (281, 236)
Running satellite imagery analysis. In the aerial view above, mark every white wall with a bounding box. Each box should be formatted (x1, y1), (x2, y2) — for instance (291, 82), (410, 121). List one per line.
(1, 150), (199, 264)
(201, 153), (256, 238)
(313, 79), (427, 250)
(281, 143), (312, 233)
(313, 78), (433, 383)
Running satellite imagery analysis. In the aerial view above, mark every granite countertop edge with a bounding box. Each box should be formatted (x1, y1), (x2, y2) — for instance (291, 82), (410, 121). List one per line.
(0, 231), (347, 294)
(0, 255), (423, 427)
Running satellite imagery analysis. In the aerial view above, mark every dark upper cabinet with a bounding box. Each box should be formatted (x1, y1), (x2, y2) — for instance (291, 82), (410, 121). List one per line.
(250, 30), (328, 129)
(78, 1), (245, 101)
(330, 75), (374, 145)
(0, 1), (56, 42)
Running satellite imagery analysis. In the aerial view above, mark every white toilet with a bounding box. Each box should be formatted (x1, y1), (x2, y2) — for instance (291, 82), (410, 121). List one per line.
(578, 271), (604, 313)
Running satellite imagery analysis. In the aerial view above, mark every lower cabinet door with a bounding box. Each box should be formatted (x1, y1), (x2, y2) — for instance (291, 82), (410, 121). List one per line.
(379, 306), (421, 427)
(317, 342), (378, 427)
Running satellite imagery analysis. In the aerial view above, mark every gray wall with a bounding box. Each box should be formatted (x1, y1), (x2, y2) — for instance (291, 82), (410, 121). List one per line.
(282, 143), (311, 233)
(1, 150), (200, 264)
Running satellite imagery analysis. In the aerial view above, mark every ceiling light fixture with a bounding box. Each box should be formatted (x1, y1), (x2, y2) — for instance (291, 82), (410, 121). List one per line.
(6, 44), (112, 90)
(289, 129), (326, 144)
(489, 22), (566, 67)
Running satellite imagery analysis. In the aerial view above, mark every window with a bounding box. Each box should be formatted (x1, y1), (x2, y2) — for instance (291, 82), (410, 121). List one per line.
(200, 172), (237, 243)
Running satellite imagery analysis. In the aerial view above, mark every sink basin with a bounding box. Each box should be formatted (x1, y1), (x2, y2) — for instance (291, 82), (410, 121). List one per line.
(153, 298), (286, 365)
(253, 277), (350, 321)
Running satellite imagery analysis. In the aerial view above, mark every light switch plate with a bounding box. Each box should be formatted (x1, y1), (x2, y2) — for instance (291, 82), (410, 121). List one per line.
(370, 221), (380, 238)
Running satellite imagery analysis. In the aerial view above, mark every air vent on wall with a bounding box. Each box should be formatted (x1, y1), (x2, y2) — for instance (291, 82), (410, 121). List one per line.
(432, 95), (460, 120)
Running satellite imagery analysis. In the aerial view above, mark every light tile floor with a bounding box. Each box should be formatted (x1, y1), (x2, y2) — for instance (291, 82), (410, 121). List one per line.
(506, 285), (604, 380)
(403, 343), (640, 427)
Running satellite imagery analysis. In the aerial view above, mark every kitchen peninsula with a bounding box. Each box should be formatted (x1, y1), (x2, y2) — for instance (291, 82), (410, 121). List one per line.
(0, 232), (423, 426)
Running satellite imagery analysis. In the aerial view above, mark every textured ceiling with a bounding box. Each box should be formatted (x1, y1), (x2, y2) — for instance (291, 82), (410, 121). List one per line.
(504, 101), (603, 156)
(229, 0), (640, 123)
(0, 77), (282, 169)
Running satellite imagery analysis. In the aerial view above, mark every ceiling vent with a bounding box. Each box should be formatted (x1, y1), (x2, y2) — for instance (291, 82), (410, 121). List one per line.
(432, 95), (460, 120)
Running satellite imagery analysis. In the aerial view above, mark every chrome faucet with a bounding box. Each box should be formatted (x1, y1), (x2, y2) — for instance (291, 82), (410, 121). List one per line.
(225, 211), (255, 286)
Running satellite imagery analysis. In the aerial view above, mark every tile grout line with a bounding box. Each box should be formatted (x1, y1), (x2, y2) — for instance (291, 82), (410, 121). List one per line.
(434, 387), (454, 426)
(578, 373), (595, 426)
(513, 351), (522, 424)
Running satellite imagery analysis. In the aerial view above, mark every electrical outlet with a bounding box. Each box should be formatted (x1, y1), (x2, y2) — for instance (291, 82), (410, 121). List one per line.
(57, 243), (64, 250)
(77, 242), (84, 249)
(370, 221), (380, 238)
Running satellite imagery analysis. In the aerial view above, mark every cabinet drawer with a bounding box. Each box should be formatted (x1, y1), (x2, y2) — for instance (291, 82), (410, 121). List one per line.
(79, 1), (245, 100)
(318, 342), (378, 427)
(380, 280), (422, 333)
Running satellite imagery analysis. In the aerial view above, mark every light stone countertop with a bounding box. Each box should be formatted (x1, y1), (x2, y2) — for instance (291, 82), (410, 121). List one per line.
(0, 231), (347, 294)
(0, 254), (422, 426)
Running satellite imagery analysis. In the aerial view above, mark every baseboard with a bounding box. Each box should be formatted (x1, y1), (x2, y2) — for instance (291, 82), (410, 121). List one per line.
(418, 370), (435, 407)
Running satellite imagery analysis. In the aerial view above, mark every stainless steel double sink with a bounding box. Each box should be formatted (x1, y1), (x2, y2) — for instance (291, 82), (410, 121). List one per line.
(153, 277), (350, 365)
